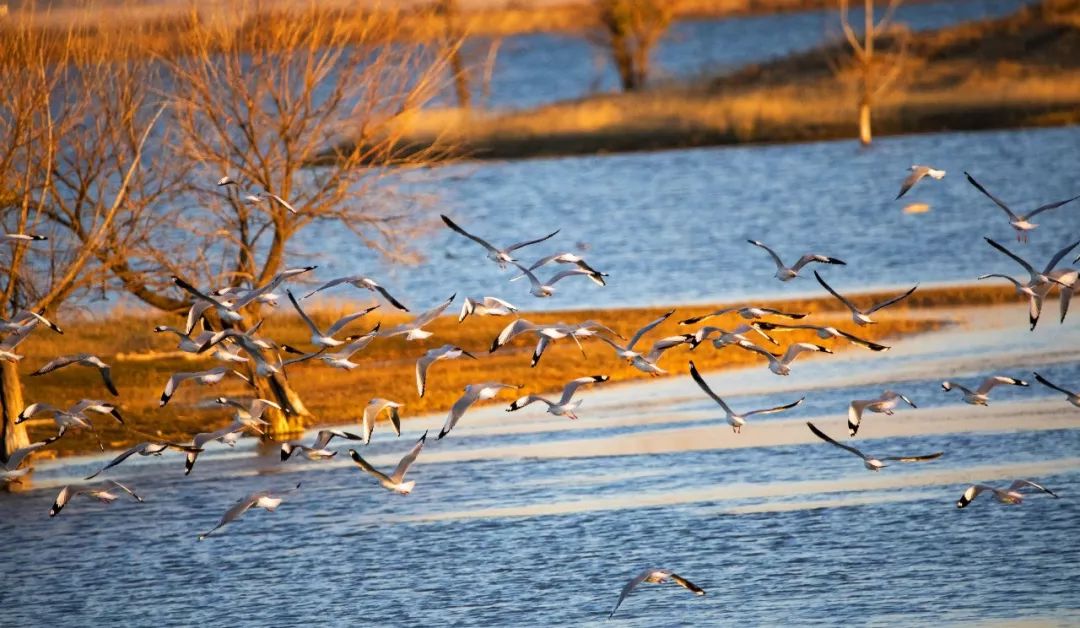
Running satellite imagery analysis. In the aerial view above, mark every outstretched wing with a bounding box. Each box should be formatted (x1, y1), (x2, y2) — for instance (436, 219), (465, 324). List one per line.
(1025, 194), (1080, 219)
(441, 214), (499, 254)
(688, 361), (734, 416)
(326, 305), (379, 337)
(1033, 372), (1075, 397)
(814, 271), (858, 314)
(287, 289), (322, 335)
(558, 375), (608, 406)
(667, 573), (706, 596)
(985, 237), (1036, 276)
(348, 449), (392, 484)
(806, 421), (867, 460)
(742, 396), (804, 418)
(30, 354), (83, 376)
(866, 284), (918, 315)
(627, 310), (674, 352)
(881, 452), (944, 463)
(609, 569), (654, 619)
(390, 431), (428, 482)
(1008, 479), (1058, 497)
(747, 240), (785, 270)
(505, 229), (560, 253)
(965, 172), (1018, 219)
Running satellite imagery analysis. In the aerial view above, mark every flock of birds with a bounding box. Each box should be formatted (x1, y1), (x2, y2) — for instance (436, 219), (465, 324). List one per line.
(1, 165), (1078, 618)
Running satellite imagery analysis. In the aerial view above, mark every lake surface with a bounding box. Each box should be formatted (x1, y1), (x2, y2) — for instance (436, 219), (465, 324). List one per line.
(2, 297), (1078, 626)
(297, 125), (1080, 313)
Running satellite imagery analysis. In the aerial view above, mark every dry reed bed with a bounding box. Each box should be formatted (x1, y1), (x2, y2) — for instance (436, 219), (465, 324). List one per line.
(21, 282), (1020, 457)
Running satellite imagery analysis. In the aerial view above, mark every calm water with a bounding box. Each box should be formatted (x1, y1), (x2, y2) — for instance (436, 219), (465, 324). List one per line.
(2, 291), (1079, 626)
(297, 125), (1080, 312)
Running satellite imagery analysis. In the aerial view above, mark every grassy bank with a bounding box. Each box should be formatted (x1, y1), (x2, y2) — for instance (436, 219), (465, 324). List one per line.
(360, 0), (1080, 160)
(18, 282), (1023, 458)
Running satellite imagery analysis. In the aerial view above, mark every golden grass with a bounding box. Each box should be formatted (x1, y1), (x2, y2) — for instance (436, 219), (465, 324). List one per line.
(20, 282), (1021, 458)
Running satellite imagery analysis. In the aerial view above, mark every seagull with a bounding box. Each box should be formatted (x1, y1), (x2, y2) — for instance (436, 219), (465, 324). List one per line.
(0, 320), (44, 363)
(592, 310), (676, 372)
(85, 440), (196, 480)
(679, 306), (807, 325)
(287, 290), (378, 348)
(279, 443), (337, 461)
(1, 437), (59, 484)
(806, 422), (942, 471)
(382, 294), (456, 341)
(1032, 268), (1078, 325)
(363, 398), (404, 444)
(159, 367), (252, 407)
(966, 172), (1080, 242)
(439, 383), (519, 439)
(608, 568), (705, 619)
(983, 237), (1079, 328)
(17, 400), (123, 449)
(815, 271), (918, 325)
(416, 344), (477, 397)
(515, 252), (605, 281)
(216, 175), (235, 186)
(734, 340), (832, 376)
(173, 267), (316, 327)
(956, 480), (1058, 508)
(441, 214), (559, 269)
(31, 354), (119, 396)
(303, 275), (409, 311)
(490, 318), (611, 365)
(896, 165), (946, 199)
(847, 390), (916, 436)
(2, 233), (48, 242)
(310, 428), (366, 450)
(689, 361), (803, 432)
(752, 321), (889, 351)
(511, 262), (605, 298)
(459, 296), (518, 323)
(506, 375), (609, 420)
(182, 421), (252, 475)
(244, 191), (299, 214)
(1033, 372), (1080, 408)
(0, 310), (63, 335)
(349, 431), (427, 494)
(198, 482), (302, 540)
(688, 323), (779, 349)
(941, 375), (1028, 405)
(746, 240), (846, 281)
(154, 325), (221, 354)
(216, 396), (281, 429)
(282, 327), (380, 371)
(50, 480), (143, 517)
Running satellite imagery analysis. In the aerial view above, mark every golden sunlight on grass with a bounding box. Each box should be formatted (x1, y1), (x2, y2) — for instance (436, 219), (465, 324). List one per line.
(19, 282), (1020, 458)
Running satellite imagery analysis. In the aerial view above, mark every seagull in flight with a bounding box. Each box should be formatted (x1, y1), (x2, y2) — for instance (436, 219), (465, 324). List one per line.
(815, 271), (918, 326)
(439, 383), (519, 439)
(752, 321), (889, 352)
(511, 262), (606, 298)
(382, 294), (456, 341)
(734, 340), (832, 376)
(416, 344), (478, 397)
(441, 214), (559, 268)
(282, 326), (380, 371)
(85, 440), (196, 480)
(746, 240), (846, 281)
(280, 428), (368, 461)
(458, 296), (518, 323)
(592, 310), (683, 374)
(982, 237), (1079, 329)
(198, 482), (302, 540)
(159, 367), (252, 407)
(608, 568), (705, 619)
(349, 431), (427, 494)
(50, 480), (143, 517)
(363, 398), (404, 444)
(182, 421), (252, 475)
(287, 290), (378, 348)
(896, 165), (945, 199)
(941, 375), (1028, 405)
(2, 233), (48, 242)
(806, 422), (942, 471)
(847, 390), (916, 436)
(1033, 372), (1080, 408)
(31, 354), (119, 396)
(679, 306), (806, 325)
(17, 400), (123, 449)
(0, 310), (62, 335)
(303, 275), (409, 311)
(966, 171), (1079, 242)
(1, 437), (59, 484)
(515, 252), (605, 279)
(689, 361), (803, 432)
(956, 480), (1058, 508)
(507, 375), (609, 420)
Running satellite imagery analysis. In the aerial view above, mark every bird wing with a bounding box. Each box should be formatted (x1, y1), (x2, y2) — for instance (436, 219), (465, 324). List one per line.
(782, 343), (830, 364)
(1008, 479), (1058, 497)
(545, 268), (598, 287)
(524, 252), (564, 271)
(814, 271), (858, 314)
(390, 431), (428, 482)
(965, 172), (1018, 219)
(199, 494), (259, 540)
(373, 284), (409, 311)
(1033, 372), (1075, 397)
(348, 449), (392, 484)
(266, 193), (298, 214)
(312, 429), (363, 450)
(609, 569), (655, 619)
(85, 443), (146, 479)
(688, 361), (734, 416)
(1041, 238), (1080, 275)
(416, 352), (437, 397)
(97, 363), (119, 396)
(172, 276), (229, 308)
(30, 354), (83, 376)
(326, 305), (379, 337)
(440, 392), (478, 439)
(5, 438), (57, 471)
(976, 375), (1026, 395)
(667, 573), (706, 596)
(807, 421), (867, 460)
(627, 310), (674, 352)
(558, 375), (608, 405)
(747, 240), (786, 270)
(506, 229), (560, 252)
(866, 284), (918, 315)
(881, 452), (944, 463)
(835, 329), (890, 351)
(411, 294), (456, 327)
(896, 168), (926, 200)
(985, 237), (1036, 276)
(107, 480), (144, 502)
(287, 289), (322, 335)
(1024, 194), (1080, 219)
(303, 276), (353, 299)
(510, 262), (545, 292)
(957, 484), (994, 508)
(742, 396), (804, 418)
(792, 254), (845, 272)
(441, 214), (500, 254)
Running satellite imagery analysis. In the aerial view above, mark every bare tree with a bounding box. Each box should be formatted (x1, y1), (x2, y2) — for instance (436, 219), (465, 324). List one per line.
(591, 0), (677, 92)
(837, 0), (909, 146)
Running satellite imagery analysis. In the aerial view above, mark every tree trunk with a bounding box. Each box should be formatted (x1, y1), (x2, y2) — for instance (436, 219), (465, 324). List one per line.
(450, 47), (471, 109)
(858, 98), (872, 146)
(1, 360), (29, 491)
(610, 35), (637, 91)
(259, 370), (312, 441)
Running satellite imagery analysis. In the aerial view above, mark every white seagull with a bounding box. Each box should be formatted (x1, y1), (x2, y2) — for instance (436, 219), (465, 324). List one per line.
(216, 396), (281, 429)
(287, 290), (378, 348)
(956, 480), (1058, 508)
(282, 325), (380, 371)
(441, 214), (559, 268)
(1, 437), (59, 484)
(382, 294), (456, 341)
(50, 480), (143, 517)
(1033, 372), (1080, 408)
(279, 443), (337, 461)
(459, 296), (518, 323)
(438, 383), (519, 439)
(983, 237), (1079, 329)
(244, 191), (299, 214)
(734, 340), (832, 376)
(349, 431), (428, 495)
(17, 400), (122, 449)
(896, 165), (946, 199)
(0, 310), (63, 335)
(31, 353), (119, 396)
(747, 240), (846, 281)
(303, 275), (409, 311)
(516, 252), (605, 280)
(679, 306), (807, 325)
(966, 172), (1080, 242)
(941, 375), (1028, 405)
(507, 375), (609, 420)
(85, 440), (195, 480)
(688, 323), (779, 350)
(3, 233), (48, 242)
(815, 271), (918, 325)
(689, 361), (803, 432)
(198, 482), (302, 540)
(281, 428), (367, 461)
(752, 321), (890, 351)
(511, 262), (605, 298)
(847, 390), (916, 436)
(160, 367), (252, 407)
(416, 344), (477, 397)
(608, 568), (706, 619)
(806, 422), (942, 471)
(182, 421), (252, 475)
(362, 398), (404, 444)
(593, 310), (681, 374)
